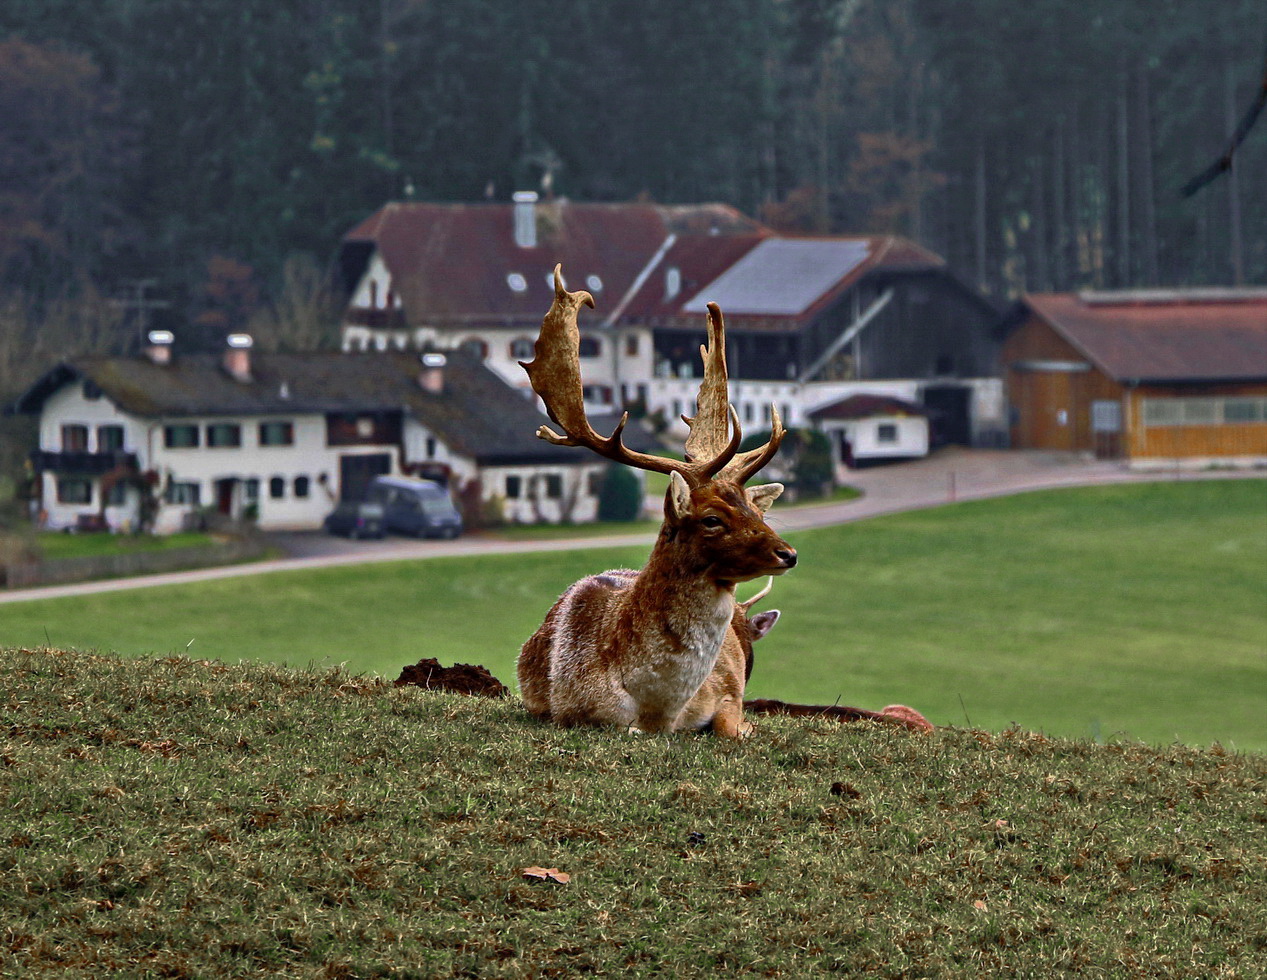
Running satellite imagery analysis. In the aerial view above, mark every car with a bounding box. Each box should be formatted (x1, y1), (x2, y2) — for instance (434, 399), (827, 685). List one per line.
(322, 500), (386, 539)
(365, 475), (464, 539)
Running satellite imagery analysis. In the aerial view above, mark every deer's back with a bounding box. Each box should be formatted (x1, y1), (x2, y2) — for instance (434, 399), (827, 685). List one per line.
(517, 569), (638, 720)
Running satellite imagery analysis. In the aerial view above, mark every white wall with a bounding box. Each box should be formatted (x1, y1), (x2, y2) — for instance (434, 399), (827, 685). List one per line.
(818, 415), (929, 465)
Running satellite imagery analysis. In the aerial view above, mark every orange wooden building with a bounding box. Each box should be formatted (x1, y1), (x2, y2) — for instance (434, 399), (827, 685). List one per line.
(1001, 290), (1267, 466)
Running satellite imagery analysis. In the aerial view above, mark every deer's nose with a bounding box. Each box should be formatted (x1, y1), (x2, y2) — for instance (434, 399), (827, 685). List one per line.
(775, 548), (797, 568)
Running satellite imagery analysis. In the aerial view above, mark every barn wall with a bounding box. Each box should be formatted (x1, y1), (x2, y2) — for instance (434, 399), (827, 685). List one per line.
(1125, 384), (1267, 462)
(1001, 315), (1122, 453)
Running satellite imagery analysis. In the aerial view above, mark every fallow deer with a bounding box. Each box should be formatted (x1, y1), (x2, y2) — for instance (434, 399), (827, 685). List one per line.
(517, 266), (795, 737)
(719, 579), (933, 732)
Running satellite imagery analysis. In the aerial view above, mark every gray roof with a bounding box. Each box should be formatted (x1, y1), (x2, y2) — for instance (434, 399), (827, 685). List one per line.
(13, 350), (659, 467)
(682, 238), (872, 316)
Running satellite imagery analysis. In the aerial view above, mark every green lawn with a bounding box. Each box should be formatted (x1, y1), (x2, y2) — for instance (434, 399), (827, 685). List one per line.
(2, 481), (1264, 751)
(2, 648), (1264, 978)
(34, 530), (217, 560)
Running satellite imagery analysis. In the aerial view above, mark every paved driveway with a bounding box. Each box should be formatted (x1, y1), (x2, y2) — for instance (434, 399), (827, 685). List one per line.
(2, 449), (1260, 604)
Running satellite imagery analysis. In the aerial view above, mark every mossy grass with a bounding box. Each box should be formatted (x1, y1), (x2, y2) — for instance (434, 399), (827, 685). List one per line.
(2, 646), (1264, 978)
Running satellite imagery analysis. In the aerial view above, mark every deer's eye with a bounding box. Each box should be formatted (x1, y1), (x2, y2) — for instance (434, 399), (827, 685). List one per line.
(700, 515), (725, 529)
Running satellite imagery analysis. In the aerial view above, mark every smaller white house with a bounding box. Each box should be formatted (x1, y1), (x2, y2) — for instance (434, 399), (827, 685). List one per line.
(808, 394), (930, 472)
(12, 337), (650, 532)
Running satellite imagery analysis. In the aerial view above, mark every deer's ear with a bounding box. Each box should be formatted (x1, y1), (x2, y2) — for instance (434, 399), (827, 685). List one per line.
(749, 609), (780, 641)
(667, 471), (692, 522)
(747, 483), (784, 513)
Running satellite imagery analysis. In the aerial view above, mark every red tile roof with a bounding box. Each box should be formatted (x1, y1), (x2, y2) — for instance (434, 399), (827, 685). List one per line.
(343, 201), (766, 327)
(1021, 291), (1267, 382)
(808, 394), (928, 420)
(342, 201), (948, 332)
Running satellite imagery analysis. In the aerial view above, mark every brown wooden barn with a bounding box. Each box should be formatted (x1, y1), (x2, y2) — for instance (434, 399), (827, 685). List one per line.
(1001, 290), (1267, 466)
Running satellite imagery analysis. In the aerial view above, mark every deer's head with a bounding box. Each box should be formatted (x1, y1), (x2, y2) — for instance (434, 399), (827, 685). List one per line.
(521, 266), (797, 586)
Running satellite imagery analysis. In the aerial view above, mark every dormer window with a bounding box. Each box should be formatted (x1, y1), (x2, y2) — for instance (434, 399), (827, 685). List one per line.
(586, 275), (603, 293)
(665, 267), (681, 300)
(507, 272), (528, 292)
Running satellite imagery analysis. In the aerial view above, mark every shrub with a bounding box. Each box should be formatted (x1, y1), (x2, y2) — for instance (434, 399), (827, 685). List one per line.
(596, 464), (643, 522)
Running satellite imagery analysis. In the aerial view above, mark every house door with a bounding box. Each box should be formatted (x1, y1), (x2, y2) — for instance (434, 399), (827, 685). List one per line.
(1021, 371), (1076, 450)
(340, 453), (391, 501)
(214, 478), (238, 516)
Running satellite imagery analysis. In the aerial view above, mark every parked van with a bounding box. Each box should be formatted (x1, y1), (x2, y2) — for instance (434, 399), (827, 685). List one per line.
(365, 476), (463, 539)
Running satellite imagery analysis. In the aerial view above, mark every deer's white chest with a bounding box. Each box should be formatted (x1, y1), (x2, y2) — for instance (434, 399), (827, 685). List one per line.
(622, 588), (733, 711)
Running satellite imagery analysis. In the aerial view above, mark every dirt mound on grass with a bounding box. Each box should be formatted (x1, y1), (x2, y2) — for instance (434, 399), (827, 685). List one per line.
(394, 658), (509, 698)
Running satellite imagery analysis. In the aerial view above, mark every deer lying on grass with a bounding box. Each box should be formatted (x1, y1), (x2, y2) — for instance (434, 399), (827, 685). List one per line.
(728, 583), (933, 733)
(517, 266), (795, 737)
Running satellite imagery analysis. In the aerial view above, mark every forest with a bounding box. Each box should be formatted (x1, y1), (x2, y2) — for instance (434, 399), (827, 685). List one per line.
(0, 0), (1264, 375)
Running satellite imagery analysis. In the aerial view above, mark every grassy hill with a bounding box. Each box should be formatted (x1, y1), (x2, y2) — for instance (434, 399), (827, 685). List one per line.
(4, 481), (1264, 751)
(1, 647), (1264, 978)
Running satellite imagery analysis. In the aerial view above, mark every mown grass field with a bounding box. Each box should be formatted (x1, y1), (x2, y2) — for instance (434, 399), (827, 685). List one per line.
(33, 530), (218, 560)
(1, 648), (1264, 978)
(2, 481), (1264, 751)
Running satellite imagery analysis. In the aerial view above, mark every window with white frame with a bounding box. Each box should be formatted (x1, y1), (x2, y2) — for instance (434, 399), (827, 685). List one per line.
(876, 422), (899, 443)
(164, 424), (199, 449)
(97, 425), (125, 452)
(206, 423), (242, 448)
(57, 477), (91, 504)
(259, 421), (294, 446)
(164, 482), (201, 506)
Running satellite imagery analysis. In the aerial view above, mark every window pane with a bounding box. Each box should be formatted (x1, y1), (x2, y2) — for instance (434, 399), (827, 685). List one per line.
(164, 425), (200, 448)
(294, 475), (310, 498)
(505, 475), (521, 499)
(207, 424), (242, 447)
(1181, 399), (1219, 425)
(62, 425), (88, 451)
(57, 478), (91, 504)
(259, 421), (294, 446)
(269, 477), (285, 499)
(1223, 398), (1264, 423)
(1142, 400), (1182, 427)
(164, 482), (200, 505)
(98, 425), (125, 452)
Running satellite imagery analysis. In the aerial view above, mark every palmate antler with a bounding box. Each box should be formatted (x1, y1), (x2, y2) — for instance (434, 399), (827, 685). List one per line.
(520, 265), (783, 487)
(684, 303), (785, 484)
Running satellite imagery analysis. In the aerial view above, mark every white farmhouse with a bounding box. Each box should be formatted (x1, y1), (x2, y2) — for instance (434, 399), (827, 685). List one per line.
(807, 394), (931, 472)
(12, 336), (644, 532)
(336, 196), (1007, 451)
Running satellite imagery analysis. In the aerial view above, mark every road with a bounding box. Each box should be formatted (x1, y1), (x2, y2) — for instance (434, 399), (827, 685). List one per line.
(1, 448), (1260, 605)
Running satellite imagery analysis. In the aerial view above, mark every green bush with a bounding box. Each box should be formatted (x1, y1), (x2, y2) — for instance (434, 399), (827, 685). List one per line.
(596, 464), (643, 521)
(741, 426), (833, 497)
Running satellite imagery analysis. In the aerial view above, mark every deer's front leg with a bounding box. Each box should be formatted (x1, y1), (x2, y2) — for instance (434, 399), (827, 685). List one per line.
(709, 697), (754, 739)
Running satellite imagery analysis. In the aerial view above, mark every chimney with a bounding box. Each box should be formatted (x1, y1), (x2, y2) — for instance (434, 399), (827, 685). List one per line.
(512, 190), (538, 248)
(145, 330), (174, 365)
(419, 352), (446, 393)
(224, 333), (253, 382)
